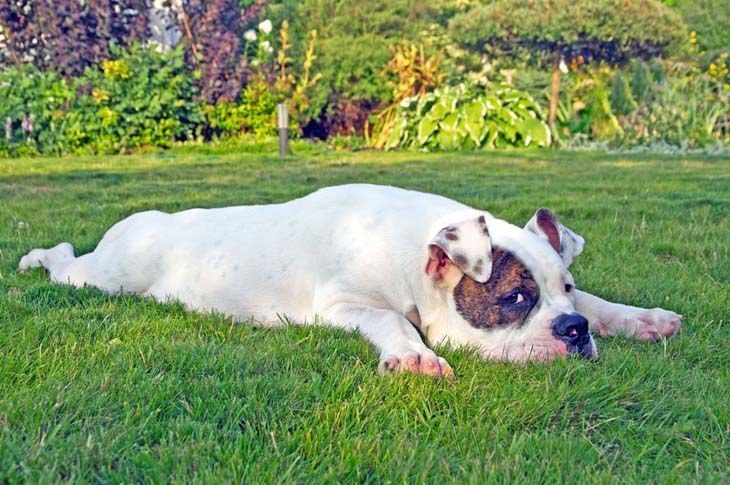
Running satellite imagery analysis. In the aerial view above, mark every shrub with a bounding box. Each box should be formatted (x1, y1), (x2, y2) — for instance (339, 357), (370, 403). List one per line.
(0, 65), (73, 156)
(0, 0), (149, 77)
(379, 83), (550, 151)
(610, 72), (637, 116)
(270, 20), (320, 135)
(204, 80), (279, 138)
(203, 19), (320, 140)
(449, 0), (687, 128)
(631, 60), (655, 104)
(619, 62), (729, 147)
(313, 98), (377, 138)
(178, 0), (253, 104)
(669, 0), (729, 55)
(62, 44), (202, 153)
(264, 0), (452, 133)
(559, 60), (729, 147)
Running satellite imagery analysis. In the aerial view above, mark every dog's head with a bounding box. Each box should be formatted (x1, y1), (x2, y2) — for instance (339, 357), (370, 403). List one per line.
(425, 209), (594, 362)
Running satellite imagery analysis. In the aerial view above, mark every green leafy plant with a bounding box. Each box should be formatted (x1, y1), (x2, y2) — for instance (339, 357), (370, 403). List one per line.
(368, 39), (446, 149)
(204, 20), (319, 140)
(631, 60), (655, 105)
(64, 43), (202, 153)
(669, 0), (729, 54)
(271, 20), (321, 135)
(449, 0), (687, 130)
(0, 65), (73, 156)
(263, 0), (452, 133)
(610, 72), (637, 117)
(559, 60), (728, 147)
(619, 62), (729, 147)
(563, 67), (624, 140)
(380, 83), (550, 151)
(204, 80), (279, 139)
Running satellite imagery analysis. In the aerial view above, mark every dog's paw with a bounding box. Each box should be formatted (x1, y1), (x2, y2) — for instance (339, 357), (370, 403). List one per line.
(378, 350), (453, 378)
(597, 307), (682, 341)
(631, 308), (683, 341)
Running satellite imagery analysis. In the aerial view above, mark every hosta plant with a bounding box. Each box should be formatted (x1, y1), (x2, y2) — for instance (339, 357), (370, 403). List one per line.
(383, 83), (550, 151)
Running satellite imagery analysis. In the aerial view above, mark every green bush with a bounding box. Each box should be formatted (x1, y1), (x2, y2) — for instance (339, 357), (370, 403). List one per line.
(204, 81), (280, 139)
(64, 44), (202, 153)
(620, 62), (729, 147)
(384, 83), (550, 151)
(264, 0), (453, 124)
(450, 0), (686, 60)
(669, 0), (729, 55)
(559, 61), (728, 148)
(631, 60), (655, 105)
(610, 72), (637, 117)
(0, 66), (74, 156)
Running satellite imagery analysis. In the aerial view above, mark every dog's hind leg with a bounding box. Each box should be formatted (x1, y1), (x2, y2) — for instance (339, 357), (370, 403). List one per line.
(19, 242), (76, 280)
(19, 242), (113, 290)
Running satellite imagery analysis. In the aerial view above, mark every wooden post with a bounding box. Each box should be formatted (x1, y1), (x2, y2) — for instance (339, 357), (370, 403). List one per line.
(277, 103), (289, 157)
(548, 49), (561, 139)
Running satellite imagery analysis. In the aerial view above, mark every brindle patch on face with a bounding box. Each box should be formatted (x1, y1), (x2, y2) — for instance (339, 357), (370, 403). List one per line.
(453, 248), (539, 329)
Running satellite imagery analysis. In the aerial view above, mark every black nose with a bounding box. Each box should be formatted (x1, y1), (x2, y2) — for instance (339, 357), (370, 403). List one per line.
(552, 313), (589, 345)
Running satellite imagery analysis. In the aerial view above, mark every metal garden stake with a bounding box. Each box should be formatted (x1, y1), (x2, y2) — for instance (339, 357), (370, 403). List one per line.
(277, 103), (289, 157)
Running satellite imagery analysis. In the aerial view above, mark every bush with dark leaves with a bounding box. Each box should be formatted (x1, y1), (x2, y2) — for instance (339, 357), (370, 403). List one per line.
(0, 0), (149, 77)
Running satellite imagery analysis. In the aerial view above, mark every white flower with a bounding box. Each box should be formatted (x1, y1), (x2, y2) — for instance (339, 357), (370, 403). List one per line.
(244, 29), (257, 42)
(261, 40), (273, 53)
(559, 58), (568, 74)
(481, 54), (492, 72)
(258, 19), (272, 35)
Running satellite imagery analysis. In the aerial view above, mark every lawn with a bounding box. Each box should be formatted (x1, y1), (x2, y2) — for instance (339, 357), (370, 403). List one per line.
(0, 148), (728, 482)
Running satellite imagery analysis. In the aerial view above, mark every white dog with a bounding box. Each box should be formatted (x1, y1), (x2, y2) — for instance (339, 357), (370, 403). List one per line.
(19, 184), (682, 376)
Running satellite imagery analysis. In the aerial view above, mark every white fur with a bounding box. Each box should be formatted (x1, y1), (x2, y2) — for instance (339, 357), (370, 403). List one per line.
(19, 184), (682, 375)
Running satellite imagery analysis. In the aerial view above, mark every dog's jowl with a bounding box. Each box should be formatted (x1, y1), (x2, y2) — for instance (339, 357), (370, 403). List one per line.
(19, 184), (682, 376)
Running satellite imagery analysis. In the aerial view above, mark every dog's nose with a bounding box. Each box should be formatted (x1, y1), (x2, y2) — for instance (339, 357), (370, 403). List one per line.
(552, 313), (589, 344)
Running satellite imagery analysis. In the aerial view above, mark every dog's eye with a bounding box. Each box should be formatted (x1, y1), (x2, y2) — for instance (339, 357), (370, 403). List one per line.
(564, 284), (574, 293)
(503, 291), (525, 305)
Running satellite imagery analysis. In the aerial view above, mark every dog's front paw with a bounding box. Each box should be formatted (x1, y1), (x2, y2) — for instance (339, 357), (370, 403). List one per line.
(378, 349), (453, 378)
(598, 307), (682, 342)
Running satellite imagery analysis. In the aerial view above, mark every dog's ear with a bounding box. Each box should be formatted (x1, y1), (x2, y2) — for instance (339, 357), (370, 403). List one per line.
(426, 215), (492, 286)
(524, 208), (585, 267)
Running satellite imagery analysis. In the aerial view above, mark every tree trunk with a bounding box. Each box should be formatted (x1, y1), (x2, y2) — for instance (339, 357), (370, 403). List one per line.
(548, 49), (561, 138)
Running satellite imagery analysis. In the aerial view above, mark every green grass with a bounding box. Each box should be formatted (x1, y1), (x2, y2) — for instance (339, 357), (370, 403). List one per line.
(0, 149), (728, 482)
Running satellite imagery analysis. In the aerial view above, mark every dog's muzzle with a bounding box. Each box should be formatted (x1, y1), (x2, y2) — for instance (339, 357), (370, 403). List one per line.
(552, 313), (594, 359)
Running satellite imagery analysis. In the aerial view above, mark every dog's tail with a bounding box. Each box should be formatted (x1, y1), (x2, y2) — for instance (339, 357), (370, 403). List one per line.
(19, 242), (76, 278)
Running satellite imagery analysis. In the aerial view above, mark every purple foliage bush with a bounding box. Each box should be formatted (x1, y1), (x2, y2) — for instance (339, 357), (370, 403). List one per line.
(179, 0), (261, 104)
(0, 0), (149, 77)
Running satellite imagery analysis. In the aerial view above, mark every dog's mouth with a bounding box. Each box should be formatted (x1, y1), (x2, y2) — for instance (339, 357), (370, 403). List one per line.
(483, 336), (597, 363)
(565, 335), (596, 359)
(517, 338), (596, 362)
